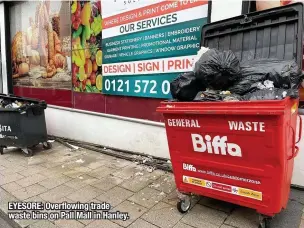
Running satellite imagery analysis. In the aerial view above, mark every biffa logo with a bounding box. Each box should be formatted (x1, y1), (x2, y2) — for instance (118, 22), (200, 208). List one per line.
(183, 163), (197, 172)
(191, 134), (242, 157)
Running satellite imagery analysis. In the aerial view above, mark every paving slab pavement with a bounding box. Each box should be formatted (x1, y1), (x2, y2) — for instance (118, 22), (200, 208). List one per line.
(0, 216), (14, 228)
(0, 142), (303, 228)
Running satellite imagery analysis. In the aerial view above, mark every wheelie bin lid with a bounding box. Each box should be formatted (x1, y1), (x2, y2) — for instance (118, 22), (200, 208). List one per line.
(201, 2), (304, 68)
(157, 3), (304, 114)
(0, 93), (47, 112)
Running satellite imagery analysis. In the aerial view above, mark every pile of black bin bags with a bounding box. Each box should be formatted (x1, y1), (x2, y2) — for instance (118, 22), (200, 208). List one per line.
(170, 48), (303, 102)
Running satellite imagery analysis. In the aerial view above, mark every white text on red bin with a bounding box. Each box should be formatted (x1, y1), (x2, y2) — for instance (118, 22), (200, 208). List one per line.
(191, 134), (242, 157)
(183, 163), (197, 172)
(167, 119), (200, 128)
(228, 121), (265, 132)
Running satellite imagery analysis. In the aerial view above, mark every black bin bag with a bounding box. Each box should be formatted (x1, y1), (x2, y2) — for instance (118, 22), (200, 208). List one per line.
(243, 88), (299, 101)
(228, 75), (265, 95)
(193, 49), (241, 90)
(246, 59), (301, 89)
(193, 90), (222, 102)
(266, 60), (302, 89)
(170, 72), (206, 101)
(229, 59), (303, 95)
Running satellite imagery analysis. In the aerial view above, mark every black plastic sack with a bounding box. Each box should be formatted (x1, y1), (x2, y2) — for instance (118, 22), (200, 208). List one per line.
(228, 75), (266, 95)
(193, 90), (242, 102)
(229, 59), (302, 95)
(193, 91), (222, 102)
(243, 88), (299, 101)
(229, 60), (273, 95)
(193, 49), (241, 90)
(266, 60), (302, 89)
(170, 72), (206, 101)
(247, 59), (301, 89)
(19, 102), (47, 116)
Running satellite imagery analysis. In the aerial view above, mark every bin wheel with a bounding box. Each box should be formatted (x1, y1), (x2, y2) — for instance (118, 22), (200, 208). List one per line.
(0, 146), (5, 155)
(22, 148), (33, 157)
(259, 218), (271, 228)
(177, 196), (191, 214)
(43, 142), (52, 150)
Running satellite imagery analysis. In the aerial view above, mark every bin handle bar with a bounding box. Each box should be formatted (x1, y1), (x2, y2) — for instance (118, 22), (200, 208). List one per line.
(289, 114), (303, 160)
(288, 146), (299, 160)
(288, 126), (296, 160)
(288, 125), (300, 160)
(296, 114), (302, 144)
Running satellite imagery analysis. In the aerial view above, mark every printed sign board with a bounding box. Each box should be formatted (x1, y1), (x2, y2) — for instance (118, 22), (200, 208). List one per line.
(102, 0), (208, 98)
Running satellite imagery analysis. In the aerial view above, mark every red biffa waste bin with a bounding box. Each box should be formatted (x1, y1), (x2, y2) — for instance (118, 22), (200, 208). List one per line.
(157, 3), (303, 228)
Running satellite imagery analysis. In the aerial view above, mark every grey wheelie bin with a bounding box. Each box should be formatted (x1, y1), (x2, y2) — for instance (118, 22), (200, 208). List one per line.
(0, 93), (52, 156)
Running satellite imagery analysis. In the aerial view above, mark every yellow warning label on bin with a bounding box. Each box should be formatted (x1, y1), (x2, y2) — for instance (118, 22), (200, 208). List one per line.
(185, 176), (206, 187)
(183, 175), (262, 201)
(238, 188), (262, 201)
(291, 103), (298, 114)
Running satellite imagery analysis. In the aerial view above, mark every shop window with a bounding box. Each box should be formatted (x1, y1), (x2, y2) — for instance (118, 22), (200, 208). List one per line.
(243, 1), (296, 13)
(243, 1), (300, 13)
(71, 0), (102, 93)
(9, 1), (72, 90)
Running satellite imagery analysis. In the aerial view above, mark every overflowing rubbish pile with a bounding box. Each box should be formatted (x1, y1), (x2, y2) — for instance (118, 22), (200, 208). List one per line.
(171, 47), (303, 102)
(0, 96), (47, 116)
(0, 98), (33, 109)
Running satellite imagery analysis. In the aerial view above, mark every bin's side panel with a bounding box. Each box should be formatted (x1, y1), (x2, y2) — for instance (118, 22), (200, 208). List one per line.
(19, 110), (48, 147)
(0, 112), (22, 147)
(282, 99), (299, 209)
(163, 113), (285, 216)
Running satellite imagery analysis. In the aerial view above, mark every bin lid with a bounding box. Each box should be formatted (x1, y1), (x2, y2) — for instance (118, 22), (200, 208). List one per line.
(201, 3), (304, 68)
(0, 93), (47, 112)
